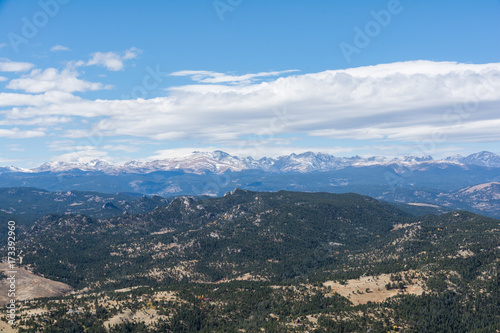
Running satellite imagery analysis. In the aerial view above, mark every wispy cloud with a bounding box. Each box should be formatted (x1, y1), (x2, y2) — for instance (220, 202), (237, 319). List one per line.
(49, 148), (109, 163)
(171, 69), (299, 84)
(50, 45), (71, 52)
(145, 145), (412, 160)
(48, 140), (138, 153)
(0, 43), (7, 49)
(0, 116), (71, 126)
(0, 76), (7, 82)
(7, 144), (25, 152)
(0, 91), (79, 107)
(85, 47), (142, 71)
(0, 59), (35, 72)
(0, 157), (19, 164)
(0, 128), (45, 139)
(7, 68), (112, 93)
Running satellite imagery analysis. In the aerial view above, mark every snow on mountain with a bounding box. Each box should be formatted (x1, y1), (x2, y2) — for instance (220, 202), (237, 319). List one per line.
(270, 152), (347, 172)
(0, 166), (31, 173)
(401, 155), (434, 163)
(460, 151), (500, 168)
(444, 154), (464, 163)
(33, 160), (117, 173)
(441, 151), (500, 168)
(142, 150), (249, 174)
(4, 151), (500, 174)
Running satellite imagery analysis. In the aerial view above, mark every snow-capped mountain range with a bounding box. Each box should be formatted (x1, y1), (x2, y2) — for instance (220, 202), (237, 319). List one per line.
(2, 151), (500, 175)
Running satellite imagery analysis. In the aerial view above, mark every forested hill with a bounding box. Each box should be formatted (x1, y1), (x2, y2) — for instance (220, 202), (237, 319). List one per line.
(20, 189), (498, 286)
(0, 187), (175, 229)
(9, 189), (500, 332)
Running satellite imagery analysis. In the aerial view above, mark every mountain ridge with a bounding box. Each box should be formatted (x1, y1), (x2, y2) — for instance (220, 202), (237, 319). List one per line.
(2, 150), (499, 175)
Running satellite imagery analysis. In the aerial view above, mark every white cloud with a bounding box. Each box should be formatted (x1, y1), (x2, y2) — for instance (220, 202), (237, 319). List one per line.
(0, 59), (35, 72)
(50, 149), (109, 163)
(47, 142), (117, 163)
(7, 68), (111, 93)
(171, 69), (299, 84)
(146, 146), (358, 160)
(0, 157), (19, 164)
(3, 61), (500, 148)
(123, 48), (140, 60)
(102, 144), (139, 152)
(50, 45), (71, 52)
(0, 91), (80, 107)
(7, 144), (25, 152)
(146, 143), (453, 160)
(0, 128), (45, 138)
(0, 116), (71, 126)
(0, 76), (7, 81)
(48, 140), (76, 151)
(86, 47), (142, 71)
(48, 140), (138, 153)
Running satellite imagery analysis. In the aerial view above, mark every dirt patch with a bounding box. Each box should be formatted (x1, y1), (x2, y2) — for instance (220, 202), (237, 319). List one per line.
(0, 263), (72, 306)
(153, 291), (179, 302)
(216, 273), (268, 284)
(151, 228), (175, 235)
(114, 286), (146, 293)
(104, 308), (167, 329)
(0, 319), (18, 332)
(22, 308), (50, 318)
(104, 308), (133, 328)
(391, 222), (418, 230)
(323, 272), (424, 305)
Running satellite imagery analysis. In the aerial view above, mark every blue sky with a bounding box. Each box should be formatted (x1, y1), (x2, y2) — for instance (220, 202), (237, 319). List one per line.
(0, 0), (499, 167)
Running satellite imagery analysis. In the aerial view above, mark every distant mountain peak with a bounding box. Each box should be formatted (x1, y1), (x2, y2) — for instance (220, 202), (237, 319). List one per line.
(33, 159), (117, 173)
(210, 150), (231, 160)
(2, 151), (499, 175)
(444, 154), (464, 162)
(461, 151), (500, 167)
(0, 165), (31, 173)
(402, 155), (433, 162)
